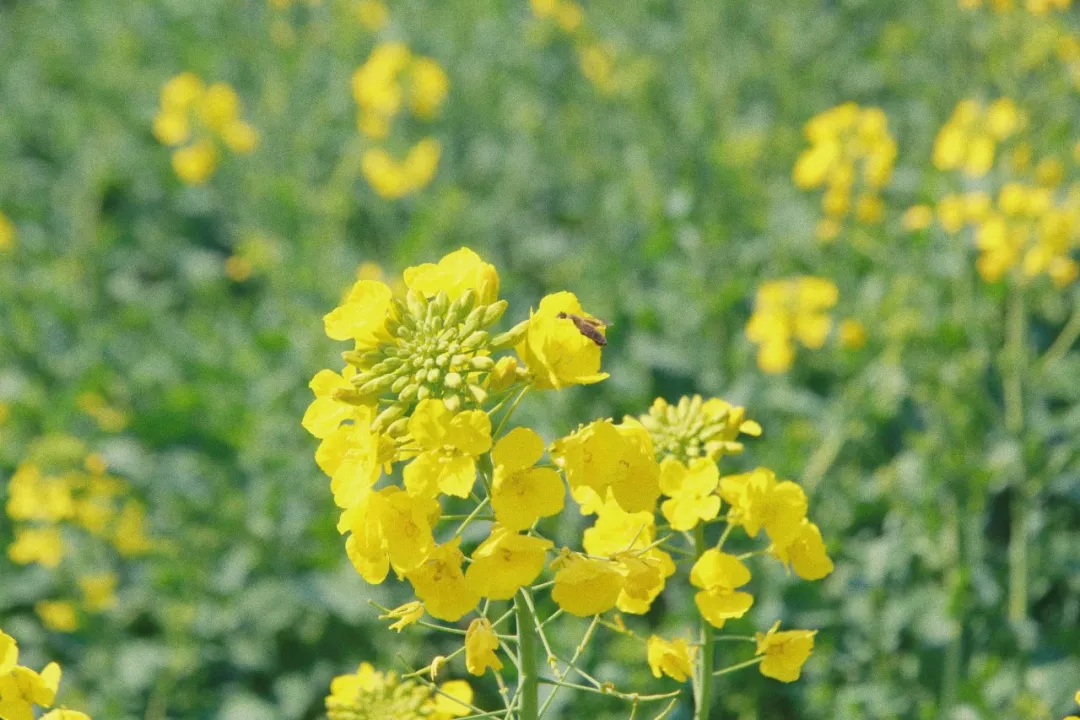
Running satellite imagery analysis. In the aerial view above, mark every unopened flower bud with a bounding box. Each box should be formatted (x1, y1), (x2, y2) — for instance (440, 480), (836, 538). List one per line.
(491, 319), (529, 349)
(469, 356), (495, 371)
(482, 300), (508, 326)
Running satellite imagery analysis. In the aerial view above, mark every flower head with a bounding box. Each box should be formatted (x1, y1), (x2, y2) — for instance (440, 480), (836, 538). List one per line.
(464, 618), (503, 676)
(339, 487), (440, 584)
(771, 519), (833, 581)
(637, 395), (761, 464)
(551, 419), (661, 514)
(466, 527), (553, 600)
(379, 601), (425, 632)
(690, 550), (754, 628)
(746, 278), (838, 374)
(658, 457), (721, 531)
(754, 622), (816, 682)
(490, 427), (565, 531)
(647, 635), (694, 682)
(550, 552), (624, 617)
(720, 467), (808, 550)
(403, 400), (491, 498)
(405, 539), (479, 622)
(516, 292), (608, 389)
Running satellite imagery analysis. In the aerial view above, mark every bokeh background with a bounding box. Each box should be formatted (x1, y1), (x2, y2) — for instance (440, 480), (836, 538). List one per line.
(2, 0), (1080, 718)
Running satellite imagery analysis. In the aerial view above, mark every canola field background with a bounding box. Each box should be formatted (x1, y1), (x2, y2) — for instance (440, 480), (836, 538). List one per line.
(2, 0), (1080, 718)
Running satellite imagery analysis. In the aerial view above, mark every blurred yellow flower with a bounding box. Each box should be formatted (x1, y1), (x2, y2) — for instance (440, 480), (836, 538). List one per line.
(745, 277), (838, 374)
(35, 601), (79, 633)
(431, 680), (472, 718)
(361, 138), (442, 199)
(78, 573), (118, 613)
(409, 58), (449, 120)
(837, 318), (867, 349)
(171, 140), (218, 185)
(8, 527), (65, 568)
(355, 0), (389, 30)
(933, 98), (1024, 178)
(902, 204), (934, 231)
(464, 618), (503, 676)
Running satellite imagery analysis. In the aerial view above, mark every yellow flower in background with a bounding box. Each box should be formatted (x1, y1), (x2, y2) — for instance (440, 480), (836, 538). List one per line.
(430, 680), (472, 719)
(403, 247), (500, 304)
(403, 399), (491, 498)
(658, 457), (721, 531)
(746, 277), (838, 374)
(794, 103), (895, 234)
(325, 661), (457, 720)
(933, 98), (1024, 177)
(154, 73), (257, 183)
(405, 539), (479, 622)
(551, 418), (660, 514)
(355, 0), (389, 30)
(35, 601), (79, 633)
(339, 487), (439, 583)
(902, 204), (934, 231)
(771, 519), (834, 581)
(112, 500), (152, 556)
(361, 138), (442, 199)
(690, 549), (754, 628)
(550, 552), (624, 616)
(466, 527), (553, 600)
(78, 572), (118, 613)
(5, 464), (75, 523)
(409, 58), (449, 120)
(646, 635), (694, 682)
(171, 140), (218, 185)
(490, 427), (565, 531)
(0, 213), (11, 251)
(8, 527), (65, 568)
(464, 618), (503, 676)
(516, 291), (609, 390)
(754, 622), (816, 682)
(837, 318), (867, 349)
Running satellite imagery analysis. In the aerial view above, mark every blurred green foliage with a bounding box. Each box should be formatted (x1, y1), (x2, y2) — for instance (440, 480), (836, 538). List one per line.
(1, 0), (1079, 718)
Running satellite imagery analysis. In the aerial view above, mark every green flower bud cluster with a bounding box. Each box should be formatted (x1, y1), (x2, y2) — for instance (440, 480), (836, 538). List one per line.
(343, 287), (508, 432)
(325, 673), (435, 720)
(638, 394), (757, 464)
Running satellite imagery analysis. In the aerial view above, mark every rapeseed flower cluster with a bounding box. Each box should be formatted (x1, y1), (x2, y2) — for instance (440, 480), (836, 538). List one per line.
(325, 663), (471, 720)
(307, 248), (831, 715)
(5, 439), (149, 633)
(152, 73), (259, 184)
(0, 627), (89, 720)
(352, 42), (449, 198)
(793, 103), (896, 242)
(932, 98), (1024, 178)
(745, 277), (839, 373)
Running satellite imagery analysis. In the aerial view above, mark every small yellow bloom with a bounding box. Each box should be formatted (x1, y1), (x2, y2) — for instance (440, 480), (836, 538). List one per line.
(317, 415), (394, 508)
(41, 711), (92, 720)
(646, 635), (694, 682)
(323, 278), (394, 347)
(771, 519), (833, 581)
(403, 248), (499, 305)
(582, 497), (655, 555)
(112, 500), (153, 556)
(361, 138), (441, 199)
(379, 601), (425, 632)
(8, 527), (65, 568)
(550, 552), (624, 617)
(755, 621), (816, 682)
(405, 539), (479, 621)
(199, 83), (240, 132)
(746, 278), (837, 374)
(466, 527), (553, 600)
(837, 318), (867, 349)
(614, 551), (674, 614)
(408, 58), (449, 120)
(516, 292), (609, 389)
(339, 487), (439, 583)
(556, 1), (583, 31)
(152, 111), (190, 146)
(464, 618), (503, 676)
(690, 549), (754, 628)
(551, 418), (661, 514)
(221, 120), (259, 154)
(487, 356), (521, 392)
(902, 204), (934, 231)
(160, 72), (204, 112)
(0, 661), (62, 718)
(0, 212), (14, 251)
(490, 427), (565, 531)
(35, 601), (79, 633)
(658, 457), (721, 531)
(303, 366), (361, 439)
(355, 0), (389, 30)
(720, 467), (808, 550)
(403, 399), (492, 498)
(78, 573), (119, 613)
(171, 141), (218, 184)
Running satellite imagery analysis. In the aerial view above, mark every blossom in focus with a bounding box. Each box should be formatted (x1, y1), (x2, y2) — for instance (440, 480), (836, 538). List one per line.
(658, 457), (721, 531)
(646, 635), (694, 682)
(466, 527), (553, 600)
(720, 467), (808, 550)
(690, 549), (754, 629)
(754, 621), (816, 682)
(551, 418), (660, 514)
(490, 427), (565, 531)
(405, 539), (479, 622)
(550, 552), (624, 617)
(464, 618), (503, 676)
(771, 519), (834, 581)
(402, 399), (491, 499)
(516, 292), (609, 390)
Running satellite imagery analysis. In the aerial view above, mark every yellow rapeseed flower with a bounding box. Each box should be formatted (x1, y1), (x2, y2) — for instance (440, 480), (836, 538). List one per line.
(402, 399), (491, 498)
(405, 539), (479, 622)
(339, 487), (440, 584)
(658, 457), (721, 531)
(719, 467), (808, 550)
(35, 601), (79, 633)
(745, 277), (838, 374)
(551, 418), (661, 514)
(770, 519), (834, 581)
(8, 527), (65, 568)
(646, 635), (694, 682)
(754, 621), (816, 682)
(466, 527), (553, 600)
(490, 427), (565, 531)
(515, 291), (609, 389)
(689, 550), (754, 628)
(550, 552), (624, 617)
(403, 247), (499, 305)
(464, 618), (503, 676)
(171, 140), (218, 185)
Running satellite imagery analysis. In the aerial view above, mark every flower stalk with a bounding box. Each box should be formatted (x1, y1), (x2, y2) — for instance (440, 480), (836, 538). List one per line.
(515, 589), (540, 720)
(693, 523), (714, 720)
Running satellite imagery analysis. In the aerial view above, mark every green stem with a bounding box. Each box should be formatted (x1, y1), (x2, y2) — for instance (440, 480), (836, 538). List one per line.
(1003, 286), (1027, 624)
(515, 589), (540, 720)
(693, 524), (714, 720)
